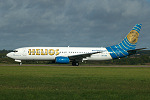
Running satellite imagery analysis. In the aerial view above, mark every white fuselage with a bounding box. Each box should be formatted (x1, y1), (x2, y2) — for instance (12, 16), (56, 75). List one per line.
(7, 47), (112, 61)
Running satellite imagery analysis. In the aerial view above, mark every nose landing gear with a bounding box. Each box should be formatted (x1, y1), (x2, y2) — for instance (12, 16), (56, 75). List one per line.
(19, 62), (22, 65)
(15, 60), (22, 65)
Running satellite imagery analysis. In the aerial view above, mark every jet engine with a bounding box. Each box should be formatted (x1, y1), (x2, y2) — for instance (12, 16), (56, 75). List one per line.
(55, 57), (70, 64)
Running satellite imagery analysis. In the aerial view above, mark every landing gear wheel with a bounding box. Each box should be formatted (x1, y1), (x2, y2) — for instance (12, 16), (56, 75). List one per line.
(19, 62), (22, 65)
(72, 62), (79, 66)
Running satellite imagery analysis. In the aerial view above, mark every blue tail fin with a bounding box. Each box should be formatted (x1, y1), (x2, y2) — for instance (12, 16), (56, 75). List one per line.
(106, 24), (142, 59)
(118, 24), (142, 50)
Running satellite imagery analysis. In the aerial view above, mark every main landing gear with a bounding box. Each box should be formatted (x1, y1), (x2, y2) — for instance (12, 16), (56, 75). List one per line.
(72, 62), (79, 66)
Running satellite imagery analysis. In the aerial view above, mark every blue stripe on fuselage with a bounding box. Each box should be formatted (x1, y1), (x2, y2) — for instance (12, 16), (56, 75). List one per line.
(106, 46), (129, 59)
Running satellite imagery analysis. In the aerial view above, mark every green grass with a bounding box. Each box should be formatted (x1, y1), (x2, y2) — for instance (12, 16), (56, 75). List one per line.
(0, 65), (150, 100)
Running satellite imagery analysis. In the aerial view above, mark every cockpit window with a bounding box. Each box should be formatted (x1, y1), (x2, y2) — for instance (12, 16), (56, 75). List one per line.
(13, 50), (18, 52)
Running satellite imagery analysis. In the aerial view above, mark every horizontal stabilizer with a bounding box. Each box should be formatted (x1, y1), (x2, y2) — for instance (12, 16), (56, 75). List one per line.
(127, 48), (147, 55)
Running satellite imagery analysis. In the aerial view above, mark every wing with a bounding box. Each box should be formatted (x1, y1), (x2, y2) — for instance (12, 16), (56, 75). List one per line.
(68, 51), (101, 62)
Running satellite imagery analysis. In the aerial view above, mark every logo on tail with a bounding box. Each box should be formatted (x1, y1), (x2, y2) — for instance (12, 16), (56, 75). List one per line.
(127, 24), (141, 44)
(127, 30), (139, 44)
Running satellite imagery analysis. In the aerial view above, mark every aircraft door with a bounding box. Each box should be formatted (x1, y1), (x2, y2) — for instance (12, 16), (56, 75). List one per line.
(22, 48), (27, 56)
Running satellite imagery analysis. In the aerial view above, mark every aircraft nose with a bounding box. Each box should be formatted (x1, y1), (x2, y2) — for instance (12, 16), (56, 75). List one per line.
(7, 52), (12, 58)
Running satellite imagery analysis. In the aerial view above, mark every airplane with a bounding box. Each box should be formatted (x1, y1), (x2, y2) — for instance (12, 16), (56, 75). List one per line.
(7, 24), (145, 66)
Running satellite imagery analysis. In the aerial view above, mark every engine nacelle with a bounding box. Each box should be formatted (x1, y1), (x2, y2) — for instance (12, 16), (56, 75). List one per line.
(55, 57), (70, 64)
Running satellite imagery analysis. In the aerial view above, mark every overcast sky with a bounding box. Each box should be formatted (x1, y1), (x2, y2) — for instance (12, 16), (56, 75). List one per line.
(0, 0), (150, 50)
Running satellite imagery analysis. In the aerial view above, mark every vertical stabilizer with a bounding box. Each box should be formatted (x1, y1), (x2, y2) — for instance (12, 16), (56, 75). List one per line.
(106, 24), (142, 59)
(119, 24), (142, 50)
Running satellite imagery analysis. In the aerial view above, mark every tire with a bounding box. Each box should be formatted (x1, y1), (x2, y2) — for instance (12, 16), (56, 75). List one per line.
(72, 62), (79, 66)
(19, 62), (22, 65)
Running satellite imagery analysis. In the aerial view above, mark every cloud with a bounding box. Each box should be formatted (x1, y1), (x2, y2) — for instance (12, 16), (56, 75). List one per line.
(0, 0), (150, 49)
